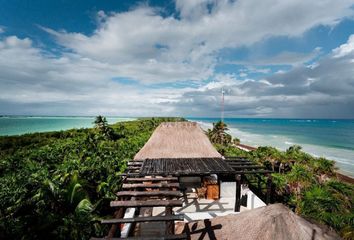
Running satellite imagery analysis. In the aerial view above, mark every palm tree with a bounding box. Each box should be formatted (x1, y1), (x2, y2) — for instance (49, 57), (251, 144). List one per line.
(93, 115), (114, 139)
(287, 164), (315, 200)
(94, 115), (108, 131)
(207, 121), (232, 145)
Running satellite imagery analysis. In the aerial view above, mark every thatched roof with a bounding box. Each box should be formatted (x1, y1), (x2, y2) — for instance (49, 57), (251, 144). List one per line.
(134, 122), (222, 160)
(176, 204), (339, 240)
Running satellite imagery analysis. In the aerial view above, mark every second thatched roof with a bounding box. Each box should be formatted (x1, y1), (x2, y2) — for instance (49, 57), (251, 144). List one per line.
(134, 122), (222, 160)
(176, 204), (340, 240)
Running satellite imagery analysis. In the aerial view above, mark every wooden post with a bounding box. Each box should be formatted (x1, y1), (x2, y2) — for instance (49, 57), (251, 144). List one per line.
(217, 175), (221, 199)
(234, 174), (241, 212)
(266, 175), (272, 205)
(165, 206), (174, 235)
(107, 207), (126, 238)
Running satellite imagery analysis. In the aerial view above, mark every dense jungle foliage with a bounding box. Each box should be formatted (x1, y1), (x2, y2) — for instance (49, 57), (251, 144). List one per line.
(0, 117), (185, 240)
(210, 121), (354, 239)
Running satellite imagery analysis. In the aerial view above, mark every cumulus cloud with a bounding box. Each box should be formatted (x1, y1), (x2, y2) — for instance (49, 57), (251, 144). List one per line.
(170, 34), (354, 118)
(333, 34), (354, 57)
(0, 35), (183, 116)
(1, 1), (354, 117)
(42, 0), (354, 83)
(230, 48), (322, 67)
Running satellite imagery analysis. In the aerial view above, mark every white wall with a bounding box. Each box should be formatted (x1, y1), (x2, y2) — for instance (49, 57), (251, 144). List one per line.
(220, 181), (266, 209)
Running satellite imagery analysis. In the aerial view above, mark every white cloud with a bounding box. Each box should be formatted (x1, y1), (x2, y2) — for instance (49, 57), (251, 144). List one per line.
(333, 34), (354, 57)
(42, 0), (354, 83)
(2, 1), (354, 117)
(230, 48), (322, 67)
(0, 36), (184, 116)
(169, 35), (354, 118)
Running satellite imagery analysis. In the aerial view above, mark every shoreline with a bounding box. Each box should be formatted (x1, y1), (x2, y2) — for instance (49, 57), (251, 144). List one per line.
(236, 143), (354, 184)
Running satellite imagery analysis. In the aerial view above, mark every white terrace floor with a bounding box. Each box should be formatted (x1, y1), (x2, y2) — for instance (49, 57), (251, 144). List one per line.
(130, 187), (266, 237)
(153, 191), (251, 222)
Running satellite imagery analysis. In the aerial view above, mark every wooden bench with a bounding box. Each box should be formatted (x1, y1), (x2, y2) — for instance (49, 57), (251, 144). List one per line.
(110, 200), (183, 208)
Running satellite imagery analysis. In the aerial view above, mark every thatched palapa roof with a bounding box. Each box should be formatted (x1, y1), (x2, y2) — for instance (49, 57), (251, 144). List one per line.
(176, 204), (340, 240)
(134, 122), (222, 160)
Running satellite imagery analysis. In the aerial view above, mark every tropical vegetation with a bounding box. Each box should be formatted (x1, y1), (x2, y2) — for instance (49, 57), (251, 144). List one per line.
(0, 117), (184, 240)
(208, 121), (354, 239)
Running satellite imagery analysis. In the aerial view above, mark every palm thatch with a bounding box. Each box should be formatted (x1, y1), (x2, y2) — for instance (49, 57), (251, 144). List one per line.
(134, 122), (222, 160)
(176, 203), (340, 240)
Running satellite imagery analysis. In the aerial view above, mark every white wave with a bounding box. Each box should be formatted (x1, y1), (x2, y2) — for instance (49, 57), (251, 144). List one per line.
(195, 119), (354, 177)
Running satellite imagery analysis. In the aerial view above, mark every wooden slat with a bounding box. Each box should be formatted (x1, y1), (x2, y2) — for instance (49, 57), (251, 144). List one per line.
(91, 233), (187, 240)
(119, 173), (172, 177)
(225, 159), (251, 162)
(101, 214), (184, 224)
(110, 200), (183, 208)
(126, 177), (178, 182)
(128, 162), (143, 166)
(122, 183), (180, 189)
(225, 156), (249, 160)
(233, 170), (273, 174)
(127, 166), (141, 170)
(116, 191), (183, 198)
(231, 165), (265, 169)
(227, 162), (254, 165)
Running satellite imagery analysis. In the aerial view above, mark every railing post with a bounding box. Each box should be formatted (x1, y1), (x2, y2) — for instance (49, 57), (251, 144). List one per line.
(234, 174), (242, 212)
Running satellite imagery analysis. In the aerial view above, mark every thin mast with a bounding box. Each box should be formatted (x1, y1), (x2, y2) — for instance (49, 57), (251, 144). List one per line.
(221, 88), (225, 123)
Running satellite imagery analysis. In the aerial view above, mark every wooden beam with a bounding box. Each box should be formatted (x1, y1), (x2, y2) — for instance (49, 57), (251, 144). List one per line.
(233, 170), (273, 174)
(91, 234), (187, 240)
(231, 165), (265, 169)
(116, 191), (183, 198)
(122, 183), (180, 189)
(110, 200), (183, 208)
(119, 173), (173, 177)
(125, 177), (178, 182)
(107, 207), (126, 238)
(101, 214), (184, 224)
(225, 157), (249, 161)
(127, 162), (143, 166)
(127, 166), (141, 171)
(227, 162), (254, 165)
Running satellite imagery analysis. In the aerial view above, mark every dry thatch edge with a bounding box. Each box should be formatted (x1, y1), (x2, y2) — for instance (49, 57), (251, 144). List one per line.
(175, 203), (340, 240)
(134, 122), (222, 160)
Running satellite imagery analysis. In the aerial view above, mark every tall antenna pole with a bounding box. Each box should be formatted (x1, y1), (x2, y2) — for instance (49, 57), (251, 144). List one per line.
(221, 87), (225, 123)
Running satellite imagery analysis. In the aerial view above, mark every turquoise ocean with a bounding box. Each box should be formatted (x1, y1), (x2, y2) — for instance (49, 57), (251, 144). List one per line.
(189, 118), (354, 177)
(0, 116), (353, 177)
(0, 116), (133, 136)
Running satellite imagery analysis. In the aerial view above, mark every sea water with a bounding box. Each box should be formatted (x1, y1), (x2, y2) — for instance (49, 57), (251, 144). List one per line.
(0, 116), (134, 136)
(189, 118), (354, 177)
(1, 116), (353, 177)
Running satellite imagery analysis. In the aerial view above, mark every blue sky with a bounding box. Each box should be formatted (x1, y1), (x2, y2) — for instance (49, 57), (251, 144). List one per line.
(1, 0), (354, 118)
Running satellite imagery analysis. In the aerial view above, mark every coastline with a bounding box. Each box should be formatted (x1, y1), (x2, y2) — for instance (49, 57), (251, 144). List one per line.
(194, 119), (354, 178)
(235, 143), (354, 184)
